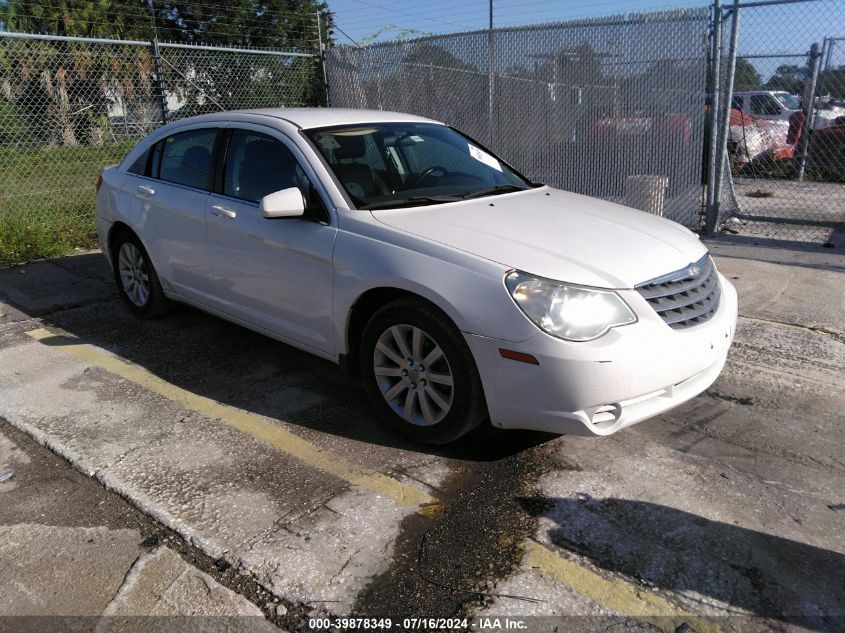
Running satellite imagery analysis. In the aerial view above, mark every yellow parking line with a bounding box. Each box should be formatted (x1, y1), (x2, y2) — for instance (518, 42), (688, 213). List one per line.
(25, 327), (716, 624)
(523, 541), (721, 633)
(25, 328), (437, 511)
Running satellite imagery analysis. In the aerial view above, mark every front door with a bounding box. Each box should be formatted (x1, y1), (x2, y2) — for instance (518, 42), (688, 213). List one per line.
(204, 127), (337, 354)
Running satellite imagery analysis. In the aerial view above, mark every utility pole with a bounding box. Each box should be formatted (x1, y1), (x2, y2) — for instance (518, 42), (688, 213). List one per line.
(487, 0), (495, 146)
(151, 38), (168, 126)
(316, 11), (329, 107)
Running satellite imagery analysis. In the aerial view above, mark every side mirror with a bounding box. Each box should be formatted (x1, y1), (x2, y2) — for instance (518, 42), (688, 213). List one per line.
(260, 187), (305, 219)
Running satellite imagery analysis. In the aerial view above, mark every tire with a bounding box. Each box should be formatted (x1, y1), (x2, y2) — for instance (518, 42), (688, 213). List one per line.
(360, 298), (487, 444)
(111, 231), (173, 318)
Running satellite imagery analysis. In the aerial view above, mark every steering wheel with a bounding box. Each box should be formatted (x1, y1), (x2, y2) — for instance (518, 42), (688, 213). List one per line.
(411, 165), (449, 187)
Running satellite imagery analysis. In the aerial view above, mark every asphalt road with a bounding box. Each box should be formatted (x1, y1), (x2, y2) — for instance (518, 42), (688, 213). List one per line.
(0, 240), (842, 633)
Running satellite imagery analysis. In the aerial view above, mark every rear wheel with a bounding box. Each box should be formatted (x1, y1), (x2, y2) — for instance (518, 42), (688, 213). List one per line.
(111, 232), (173, 318)
(360, 299), (487, 444)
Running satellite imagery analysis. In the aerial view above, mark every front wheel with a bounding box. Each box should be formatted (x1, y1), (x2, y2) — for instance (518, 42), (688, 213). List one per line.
(360, 299), (487, 444)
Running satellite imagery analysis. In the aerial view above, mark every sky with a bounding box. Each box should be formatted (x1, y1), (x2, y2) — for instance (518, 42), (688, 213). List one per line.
(327, 0), (845, 81)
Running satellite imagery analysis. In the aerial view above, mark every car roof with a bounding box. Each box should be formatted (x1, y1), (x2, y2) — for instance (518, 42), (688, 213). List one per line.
(172, 108), (442, 130)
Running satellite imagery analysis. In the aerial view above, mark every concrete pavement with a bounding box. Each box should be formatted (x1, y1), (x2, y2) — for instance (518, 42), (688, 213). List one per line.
(0, 421), (284, 631)
(0, 243), (843, 631)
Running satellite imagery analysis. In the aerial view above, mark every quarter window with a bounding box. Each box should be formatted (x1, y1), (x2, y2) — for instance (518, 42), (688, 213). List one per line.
(156, 129), (218, 190)
(127, 149), (149, 176)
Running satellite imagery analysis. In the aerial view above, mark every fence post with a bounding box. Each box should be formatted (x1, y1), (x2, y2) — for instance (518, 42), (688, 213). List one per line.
(705, 0), (722, 229)
(707, 0), (739, 235)
(794, 42), (822, 182)
(317, 11), (330, 107)
(150, 38), (168, 126)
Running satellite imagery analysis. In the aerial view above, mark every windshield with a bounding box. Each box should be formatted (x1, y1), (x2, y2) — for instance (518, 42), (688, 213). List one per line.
(773, 92), (801, 110)
(305, 122), (535, 209)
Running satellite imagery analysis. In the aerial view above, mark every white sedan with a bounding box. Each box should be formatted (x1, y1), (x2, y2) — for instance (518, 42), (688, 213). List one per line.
(96, 108), (737, 444)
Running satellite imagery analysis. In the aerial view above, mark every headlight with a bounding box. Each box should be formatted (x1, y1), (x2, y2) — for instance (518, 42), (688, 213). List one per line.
(505, 271), (636, 341)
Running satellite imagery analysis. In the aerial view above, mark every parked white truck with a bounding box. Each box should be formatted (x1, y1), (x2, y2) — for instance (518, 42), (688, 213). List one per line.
(732, 90), (845, 130)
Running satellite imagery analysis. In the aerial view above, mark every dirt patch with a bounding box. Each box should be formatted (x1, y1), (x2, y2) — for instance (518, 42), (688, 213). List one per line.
(707, 390), (755, 406)
(351, 439), (561, 623)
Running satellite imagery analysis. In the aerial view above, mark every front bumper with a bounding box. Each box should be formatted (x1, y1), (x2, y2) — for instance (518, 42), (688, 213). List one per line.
(464, 273), (738, 436)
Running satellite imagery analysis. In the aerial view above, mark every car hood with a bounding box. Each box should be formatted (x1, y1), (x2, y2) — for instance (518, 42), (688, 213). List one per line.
(371, 186), (708, 288)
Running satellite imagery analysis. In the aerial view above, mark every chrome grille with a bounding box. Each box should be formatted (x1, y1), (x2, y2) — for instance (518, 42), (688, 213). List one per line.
(635, 255), (721, 330)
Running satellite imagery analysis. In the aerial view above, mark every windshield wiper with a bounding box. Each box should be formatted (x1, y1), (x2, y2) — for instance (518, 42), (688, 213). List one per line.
(460, 184), (532, 200)
(362, 196), (463, 210)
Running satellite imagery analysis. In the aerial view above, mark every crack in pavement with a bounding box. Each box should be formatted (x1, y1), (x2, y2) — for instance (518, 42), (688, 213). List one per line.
(739, 314), (845, 343)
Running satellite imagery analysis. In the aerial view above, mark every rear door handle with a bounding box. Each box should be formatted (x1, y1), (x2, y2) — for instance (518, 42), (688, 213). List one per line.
(210, 205), (237, 219)
(136, 185), (155, 197)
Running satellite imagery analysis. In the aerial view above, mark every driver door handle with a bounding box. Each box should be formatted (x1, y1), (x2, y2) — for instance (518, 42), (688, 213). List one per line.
(210, 205), (237, 219)
(136, 185), (155, 197)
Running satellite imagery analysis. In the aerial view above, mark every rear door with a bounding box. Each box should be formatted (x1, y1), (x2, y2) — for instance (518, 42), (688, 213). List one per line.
(204, 125), (338, 354)
(132, 126), (223, 302)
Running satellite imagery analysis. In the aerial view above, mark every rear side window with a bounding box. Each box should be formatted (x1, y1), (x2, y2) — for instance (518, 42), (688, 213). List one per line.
(156, 129), (218, 190)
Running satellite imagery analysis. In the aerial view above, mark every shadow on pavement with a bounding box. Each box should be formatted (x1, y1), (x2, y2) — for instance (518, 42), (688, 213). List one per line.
(519, 495), (845, 632)
(13, 253), (557, 463)
(705, 232), (845, 273)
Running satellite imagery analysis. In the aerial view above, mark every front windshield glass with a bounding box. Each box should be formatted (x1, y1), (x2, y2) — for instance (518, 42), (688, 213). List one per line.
(305, 123), (535, 209)
(774, 92), (801, 110)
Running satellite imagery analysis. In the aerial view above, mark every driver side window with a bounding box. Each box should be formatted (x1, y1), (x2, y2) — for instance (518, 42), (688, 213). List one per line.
(225, 130), (305, 202)
(223, 129), (326, 219)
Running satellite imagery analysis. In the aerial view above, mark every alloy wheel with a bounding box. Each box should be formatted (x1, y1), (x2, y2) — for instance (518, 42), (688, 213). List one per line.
(117, 242), (150, 307)
(373, 324), (454, 426)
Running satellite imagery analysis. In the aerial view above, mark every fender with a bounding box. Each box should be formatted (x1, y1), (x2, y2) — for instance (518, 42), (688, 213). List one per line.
(331, 211), (540, 357)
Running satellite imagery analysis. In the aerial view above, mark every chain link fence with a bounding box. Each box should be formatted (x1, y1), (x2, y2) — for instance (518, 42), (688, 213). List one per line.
(0, 31), (319, 266)
(714, 0), (845, 246)
(328, 8), (712, 229)
(328, 0), (845, 246)
(3, 2), (842, 267)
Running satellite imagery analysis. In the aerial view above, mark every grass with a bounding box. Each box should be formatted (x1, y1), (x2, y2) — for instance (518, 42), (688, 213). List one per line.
(0, 208), (98, 267)
(0, 142), (133, 267)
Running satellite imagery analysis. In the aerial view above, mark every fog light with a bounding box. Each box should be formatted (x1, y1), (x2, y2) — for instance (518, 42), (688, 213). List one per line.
(588, 403), (621, 429)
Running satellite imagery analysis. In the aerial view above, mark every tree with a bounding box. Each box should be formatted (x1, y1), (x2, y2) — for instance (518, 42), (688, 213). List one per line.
(704, 57), (760, 91)
(0, 1), (153, 40)
(0, 1), (332, 51)
(0, 1), (333, 148)
(733, 58), (762, 91)
(817, 65), (845, 99)
(765, 64), (804, 94)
